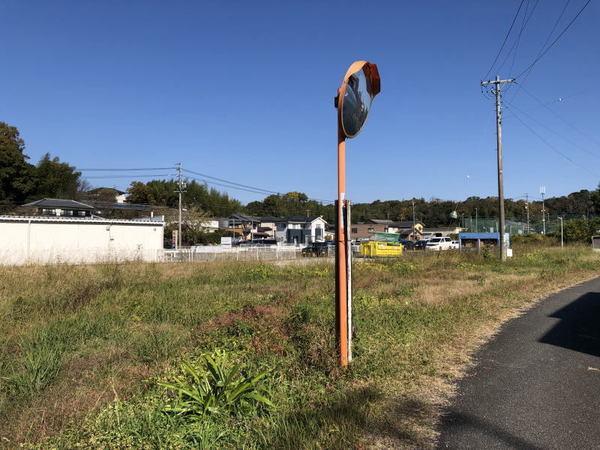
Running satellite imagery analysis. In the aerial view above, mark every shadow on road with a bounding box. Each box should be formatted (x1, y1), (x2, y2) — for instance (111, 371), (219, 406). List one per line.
(438, 409), (544, 449)
(539, 291), (600, 357)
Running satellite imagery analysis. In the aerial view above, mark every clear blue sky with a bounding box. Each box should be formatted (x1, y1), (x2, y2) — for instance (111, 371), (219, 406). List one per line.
(1, 0), (599, 204)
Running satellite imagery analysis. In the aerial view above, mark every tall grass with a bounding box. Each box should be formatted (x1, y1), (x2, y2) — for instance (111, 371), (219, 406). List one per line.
(0, 246), (598, 448)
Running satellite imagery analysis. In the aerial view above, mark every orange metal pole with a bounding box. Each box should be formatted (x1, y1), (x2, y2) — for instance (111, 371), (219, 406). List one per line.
(336, 119), (348, 367)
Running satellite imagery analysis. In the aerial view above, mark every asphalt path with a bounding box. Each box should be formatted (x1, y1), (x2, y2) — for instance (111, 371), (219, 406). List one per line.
(437, 277), (600, 449)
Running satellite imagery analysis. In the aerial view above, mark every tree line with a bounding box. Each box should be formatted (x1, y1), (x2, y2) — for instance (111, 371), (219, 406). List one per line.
(3, 120), (600, 242)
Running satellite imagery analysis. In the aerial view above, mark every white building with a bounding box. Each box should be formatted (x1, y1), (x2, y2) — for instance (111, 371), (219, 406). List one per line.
(0, 215), (164, 265)
(275, 216), (328, 245)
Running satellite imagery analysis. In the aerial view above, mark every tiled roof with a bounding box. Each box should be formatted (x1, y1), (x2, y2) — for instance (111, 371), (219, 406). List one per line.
(22, 198), (95, 210)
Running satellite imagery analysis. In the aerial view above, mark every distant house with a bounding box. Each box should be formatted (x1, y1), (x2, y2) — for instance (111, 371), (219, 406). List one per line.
(274, 216), (327, 245)
(351, 219), (390, 240)
(198, 219), (220, 233)
(21, 198), (95, 217)
(227, 213), (262, 240)
(391, 221), (424, 240)
(351, 219), (424, 241)
(225, 214), (328, 244)
(423, 226), (464, 238)
(83, 187), (127, 204)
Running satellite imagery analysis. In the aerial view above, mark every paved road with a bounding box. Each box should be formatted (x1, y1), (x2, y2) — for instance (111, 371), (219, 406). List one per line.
(438, 277), (600, 450)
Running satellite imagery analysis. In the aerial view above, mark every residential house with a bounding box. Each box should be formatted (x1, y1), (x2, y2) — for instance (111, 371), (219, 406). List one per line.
(351, 219), (390, 240)
(275, 216), (327, 244)
(226, 214), (328, 244)
(83, 187), (127, 204)
(392, 221), (424, 240)
(423, 226), (464, 239)
(20, 198), (95, 218)
(227, 213), (262, 240)
(351, 219), (424, 241)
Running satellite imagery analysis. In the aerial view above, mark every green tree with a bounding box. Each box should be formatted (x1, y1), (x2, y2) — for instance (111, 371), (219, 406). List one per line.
(33, 153), (82, 199)
(0, 122), (36, 207)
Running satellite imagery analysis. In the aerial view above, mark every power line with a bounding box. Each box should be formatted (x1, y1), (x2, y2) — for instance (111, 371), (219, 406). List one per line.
(515, 0), (592, 79)
(79, 167), (175, 171)
(483, 0), (526, 80)
(518, 85), (600, 149)
(182, 168), (280, 196)
(185, 175), (280, 196)
(85, 174), (174, 179)
(505, 104), (600, 178)
(504, 98), (600, 159)
(79, 165), (334, 204)
(497, 0), (539, 77)
(509, 0), (574, 100)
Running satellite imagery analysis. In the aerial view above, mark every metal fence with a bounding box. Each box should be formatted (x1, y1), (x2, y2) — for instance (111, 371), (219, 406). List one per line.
(162, 246), (303, 262)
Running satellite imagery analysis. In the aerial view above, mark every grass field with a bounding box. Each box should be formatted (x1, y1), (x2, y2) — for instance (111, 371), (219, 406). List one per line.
(1, 246), (599, 448)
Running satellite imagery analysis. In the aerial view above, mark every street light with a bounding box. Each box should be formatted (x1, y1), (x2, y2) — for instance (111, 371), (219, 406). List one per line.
(334, 61), (381, 367)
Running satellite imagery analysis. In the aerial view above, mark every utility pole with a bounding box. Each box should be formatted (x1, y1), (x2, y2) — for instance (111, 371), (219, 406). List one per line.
(559, 216), (564, 248)
(175, 162), (186, 249)
(481, 76), (514, 261)
(540, 186), (546, 235)
(412, 200), (416, 240)
(524, 193), (530, 235)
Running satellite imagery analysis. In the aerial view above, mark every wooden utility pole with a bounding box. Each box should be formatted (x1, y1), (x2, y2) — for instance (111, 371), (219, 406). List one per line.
(481, 76), (514, 261)
(175, 162), (186, 249)
(524, 193), (530, 235)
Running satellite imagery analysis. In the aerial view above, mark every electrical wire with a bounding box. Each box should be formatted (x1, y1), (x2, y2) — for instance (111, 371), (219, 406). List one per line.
(85, 174), (174, 179)
(185, 174), (334, 204)
(496, 0), (539, 78)
(79, 166), (334, 204)
(182, 168), (280, 195)
(505, 104), (600, 178)
(514, 0), (592, 79)
(509, 0), (574, 100)
(483, 0), (526, 80)
(504, 98), (600, 159)
(519, 85), (600, 148)
(79, 167), (175, 171)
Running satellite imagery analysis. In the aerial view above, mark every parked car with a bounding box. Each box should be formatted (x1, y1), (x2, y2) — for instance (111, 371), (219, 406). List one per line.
(302, 241), (335, 257)
(414, 239), (430, 250)
(425, 237), (454, 251)
(450, 240), (460, 250)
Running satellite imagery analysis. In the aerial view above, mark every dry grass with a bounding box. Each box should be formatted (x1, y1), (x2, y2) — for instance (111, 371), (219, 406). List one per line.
(0, 246), (598, 448)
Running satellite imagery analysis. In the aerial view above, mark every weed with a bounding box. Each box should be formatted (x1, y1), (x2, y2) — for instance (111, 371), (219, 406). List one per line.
(159, 351), (273, 419)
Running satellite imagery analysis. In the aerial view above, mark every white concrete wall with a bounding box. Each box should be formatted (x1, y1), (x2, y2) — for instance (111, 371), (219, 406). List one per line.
(0, 217), (164, 265)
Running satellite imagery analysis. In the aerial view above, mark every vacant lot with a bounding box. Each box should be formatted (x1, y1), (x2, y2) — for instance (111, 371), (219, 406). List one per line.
(1, 247), (599, 448)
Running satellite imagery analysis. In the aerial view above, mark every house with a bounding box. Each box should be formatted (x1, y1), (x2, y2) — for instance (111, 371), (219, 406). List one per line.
(423, 226), (464, 239)
(351, 219), (424, 241)
(227, 213), (262, 240)
(257, 216), (280, 240)
(198, 219), (221, 233)
(20, 198), (95, 218)
(390, 221), (424, 240)
(83, 187), (127, 204)
(225, 214), (328, 244)
(351, 221), (389, 240)
(0, 214), (164, 265)
(275, 216), (327, 245)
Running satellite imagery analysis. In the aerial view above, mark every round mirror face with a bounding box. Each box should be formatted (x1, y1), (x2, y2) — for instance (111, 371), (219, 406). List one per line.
(341, 69), (373, 138)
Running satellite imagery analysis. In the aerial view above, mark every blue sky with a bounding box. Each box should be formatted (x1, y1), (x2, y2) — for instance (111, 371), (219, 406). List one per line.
(1, 0), (599, 204)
